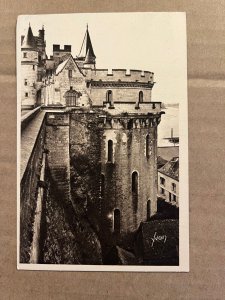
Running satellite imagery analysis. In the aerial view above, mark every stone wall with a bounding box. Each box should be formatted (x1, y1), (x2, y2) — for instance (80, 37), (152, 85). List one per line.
(20, 118), (45, 263)
(69, 112), (103, 228)
(89, 87), (152, 106)
(21, 49), (38, 64)
(21, 63), (38, 107)
(41, 163), (102, 265)
(42, 111), (103, 264)
(100, 118), (158, 247)
(45, 113), (71, 205)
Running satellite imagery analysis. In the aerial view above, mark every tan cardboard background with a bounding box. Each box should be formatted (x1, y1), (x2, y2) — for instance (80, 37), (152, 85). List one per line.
(0, 0), (225, 299)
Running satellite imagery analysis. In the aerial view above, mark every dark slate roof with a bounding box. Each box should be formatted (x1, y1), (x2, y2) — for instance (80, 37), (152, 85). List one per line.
(85, 28), (96, 58)
(78, 26), (96, 61)
(84, 48), (94, 64)
(21, 25), (36, 49)
(158, 156), (179, 181)
(157, 156), (168, 169)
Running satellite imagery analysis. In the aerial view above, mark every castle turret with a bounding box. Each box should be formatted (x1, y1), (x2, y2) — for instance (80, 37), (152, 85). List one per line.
(21, 24), (38, 109)
(76, 25), (96, 69)
(98, 106), (162, 248)
(21, 24), (36, 49)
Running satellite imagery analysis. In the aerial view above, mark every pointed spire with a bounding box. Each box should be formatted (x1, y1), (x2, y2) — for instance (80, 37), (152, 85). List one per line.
(86, 27), (96, 59)
(21, 24), (35, 49)
(78, 26), (96, 62)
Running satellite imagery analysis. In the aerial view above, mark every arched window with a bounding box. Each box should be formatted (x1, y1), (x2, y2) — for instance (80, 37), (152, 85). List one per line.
(146, 134), (150, 158)
(108, 140), (113, 162)
(106, 90), (113, 107)
(139, 91), (143, 103)
(65, 88), (81, 107)
(113, 209), (120, 233)
(147, 200), (151, 221)
(100, 174), (105, 198)
(132, 171), (138, 213)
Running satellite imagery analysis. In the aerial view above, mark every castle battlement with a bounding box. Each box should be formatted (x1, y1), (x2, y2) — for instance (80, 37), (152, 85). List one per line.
(85, 68), (154, 83)
(53, 44), (71, 52)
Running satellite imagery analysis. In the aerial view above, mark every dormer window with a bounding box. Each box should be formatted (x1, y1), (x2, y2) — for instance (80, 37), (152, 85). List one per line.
(68, 70), (72, 78)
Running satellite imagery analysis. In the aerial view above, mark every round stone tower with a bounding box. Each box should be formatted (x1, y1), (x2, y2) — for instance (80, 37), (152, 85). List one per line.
(98, 105), (163, 247)
(21, 24), (38, 109)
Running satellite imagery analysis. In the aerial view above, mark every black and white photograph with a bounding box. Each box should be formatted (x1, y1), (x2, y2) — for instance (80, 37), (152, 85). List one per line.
(17, 12), (188, 271)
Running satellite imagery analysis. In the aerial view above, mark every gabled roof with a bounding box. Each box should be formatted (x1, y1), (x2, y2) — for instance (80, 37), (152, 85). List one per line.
(55, 54), (85, 76)
(21, 25), (36, 49)
(157, 156), (168, 169)
(77, 26), (96, 62)
(158, 156), (179, 181)
(55, 57), (70, 75)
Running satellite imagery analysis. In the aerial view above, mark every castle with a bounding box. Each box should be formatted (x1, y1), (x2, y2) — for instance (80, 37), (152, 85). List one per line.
(20, 24), (164, 263)
(21, 24), (155, 109)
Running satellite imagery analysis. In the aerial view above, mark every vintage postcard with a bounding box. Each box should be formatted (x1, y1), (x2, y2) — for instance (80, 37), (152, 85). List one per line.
(17, 12), (189, 271)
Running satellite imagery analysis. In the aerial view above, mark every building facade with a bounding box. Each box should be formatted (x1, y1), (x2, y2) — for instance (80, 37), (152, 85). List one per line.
(158, 157), (179, 207)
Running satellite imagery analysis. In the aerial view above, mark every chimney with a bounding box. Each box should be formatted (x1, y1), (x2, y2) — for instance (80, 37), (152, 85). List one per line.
(39, 26), (45, 41)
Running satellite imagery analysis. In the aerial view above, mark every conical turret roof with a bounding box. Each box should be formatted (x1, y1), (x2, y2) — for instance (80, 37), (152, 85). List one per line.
(21, 24), (36, 49)
(78, 25), (96, 61)
(84, 48), (95, 64)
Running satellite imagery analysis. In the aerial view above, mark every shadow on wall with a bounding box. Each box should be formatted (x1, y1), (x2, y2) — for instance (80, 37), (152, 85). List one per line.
(39, 162), (103, 265)
(150, 198), (179, 220)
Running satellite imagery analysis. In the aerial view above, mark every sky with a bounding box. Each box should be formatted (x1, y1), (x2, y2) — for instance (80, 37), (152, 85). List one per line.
(18, 12), (187, 104)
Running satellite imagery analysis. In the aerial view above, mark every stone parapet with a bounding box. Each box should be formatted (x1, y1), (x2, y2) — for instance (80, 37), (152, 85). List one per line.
(85, 68), (154, 83)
